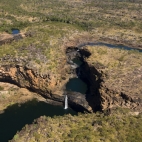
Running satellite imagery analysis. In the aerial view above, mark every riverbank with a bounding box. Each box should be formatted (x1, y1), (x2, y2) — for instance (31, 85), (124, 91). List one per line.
(65, 42), (142, 113)
(0, 82), (78, 142)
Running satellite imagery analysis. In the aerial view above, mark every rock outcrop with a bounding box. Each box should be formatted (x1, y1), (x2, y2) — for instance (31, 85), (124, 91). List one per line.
(77, 46), (142, 113)
(0, 59), (92, 112)
(0, 33), (142, 113)
(81, 62), (142, 113)
(64, 35), (142, 112)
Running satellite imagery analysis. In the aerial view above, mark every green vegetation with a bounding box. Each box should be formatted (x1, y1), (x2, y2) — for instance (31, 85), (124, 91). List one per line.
(86, 45), (142, 70)
(0, 0), (142, 75)
(86, 45), (142, 97)
(0, 22), (82, 75)
(0, 0), (142, 141)
(0, 0), (142, 32)
(11, 108), (142, 142)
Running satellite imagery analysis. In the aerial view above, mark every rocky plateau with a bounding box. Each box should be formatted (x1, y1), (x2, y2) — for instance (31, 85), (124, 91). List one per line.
(0, 33), (142, 113)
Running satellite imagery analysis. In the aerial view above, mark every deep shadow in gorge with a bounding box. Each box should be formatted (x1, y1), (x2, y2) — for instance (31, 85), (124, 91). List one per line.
(0, 99), (77, 142)
(80, 63), (102, 112)
(66, 47), (102, 112)
(79, 49), (102, 112)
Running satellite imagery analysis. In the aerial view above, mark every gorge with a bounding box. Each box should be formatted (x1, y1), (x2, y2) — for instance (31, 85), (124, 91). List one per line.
(1, 40), (141, 141)
(0, 0), (142, 141)
(0, 41), (142, 113)
(0, 32), (142, 141)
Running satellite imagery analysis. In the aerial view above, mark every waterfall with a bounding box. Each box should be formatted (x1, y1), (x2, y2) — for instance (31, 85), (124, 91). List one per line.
(64, 95), (68, 109)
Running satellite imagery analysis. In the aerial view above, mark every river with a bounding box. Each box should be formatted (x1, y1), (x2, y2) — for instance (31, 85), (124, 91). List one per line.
(0, 99), (76, 142)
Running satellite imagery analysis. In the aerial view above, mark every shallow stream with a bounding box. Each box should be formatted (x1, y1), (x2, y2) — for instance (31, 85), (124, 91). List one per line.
(78, 42), (142, 52)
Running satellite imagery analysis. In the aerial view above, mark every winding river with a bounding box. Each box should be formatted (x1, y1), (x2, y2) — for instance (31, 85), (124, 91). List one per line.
(78, 42), (142, 52)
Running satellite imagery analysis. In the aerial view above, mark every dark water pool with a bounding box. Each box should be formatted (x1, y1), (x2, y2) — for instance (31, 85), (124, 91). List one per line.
(72, 58), (83, 66)
(66, 40), (142, 95)
(0, 99), (76, 142)
(66, 78), (87, 94)
(12, 29), (20, 35)
(66, 57), (87, 94)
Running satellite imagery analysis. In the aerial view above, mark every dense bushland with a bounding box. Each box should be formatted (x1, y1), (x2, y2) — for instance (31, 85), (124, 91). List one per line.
(11, 108), (142, 142)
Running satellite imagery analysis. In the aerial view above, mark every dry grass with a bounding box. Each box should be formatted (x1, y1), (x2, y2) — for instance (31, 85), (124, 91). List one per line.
(0, 0), (142, 37)
(86, 45), (142, 97)
(86, 45), (142, 69)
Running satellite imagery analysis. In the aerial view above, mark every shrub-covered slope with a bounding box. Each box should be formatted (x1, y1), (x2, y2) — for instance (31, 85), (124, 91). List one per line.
(11, 109), (142, 142)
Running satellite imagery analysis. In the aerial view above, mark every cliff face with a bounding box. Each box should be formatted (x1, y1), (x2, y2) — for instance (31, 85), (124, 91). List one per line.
(81, 62), (142, 112)
(0, 66), (52, 96)
(65, 45), (142, 113)
(0, 61), (92, 112)
(80, 46), (142, 113)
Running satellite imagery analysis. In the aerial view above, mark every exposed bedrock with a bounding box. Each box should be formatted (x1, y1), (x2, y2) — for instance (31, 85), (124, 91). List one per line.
(0, 62), (92, 112)
(0, 65), (51, 98)
(82, 62), (141, 113)
(80, 50), (142, 112)
(66, 48), (102, 112)
(66, 47), (142, 113)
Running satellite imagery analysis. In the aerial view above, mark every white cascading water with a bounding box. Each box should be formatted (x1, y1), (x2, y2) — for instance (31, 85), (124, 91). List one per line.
(64, 95), (68, 109)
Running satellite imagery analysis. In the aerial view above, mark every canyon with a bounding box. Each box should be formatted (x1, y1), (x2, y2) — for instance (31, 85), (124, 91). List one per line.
(0, 33), (142, 114)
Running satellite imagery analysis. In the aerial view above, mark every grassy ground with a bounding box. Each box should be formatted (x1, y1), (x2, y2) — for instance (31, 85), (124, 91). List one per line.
(1, 0), (142, 30)
(0, 0), (142, 33)
(86, 45), (142, 70)
(0, 22), (83, 75)
(86, 45), (142, 98)
(0, 0), (142, 73)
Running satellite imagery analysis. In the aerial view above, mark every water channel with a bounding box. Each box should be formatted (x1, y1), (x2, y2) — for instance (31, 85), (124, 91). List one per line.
(66, 42), (142, 94)
(78, 42), (142, 52)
